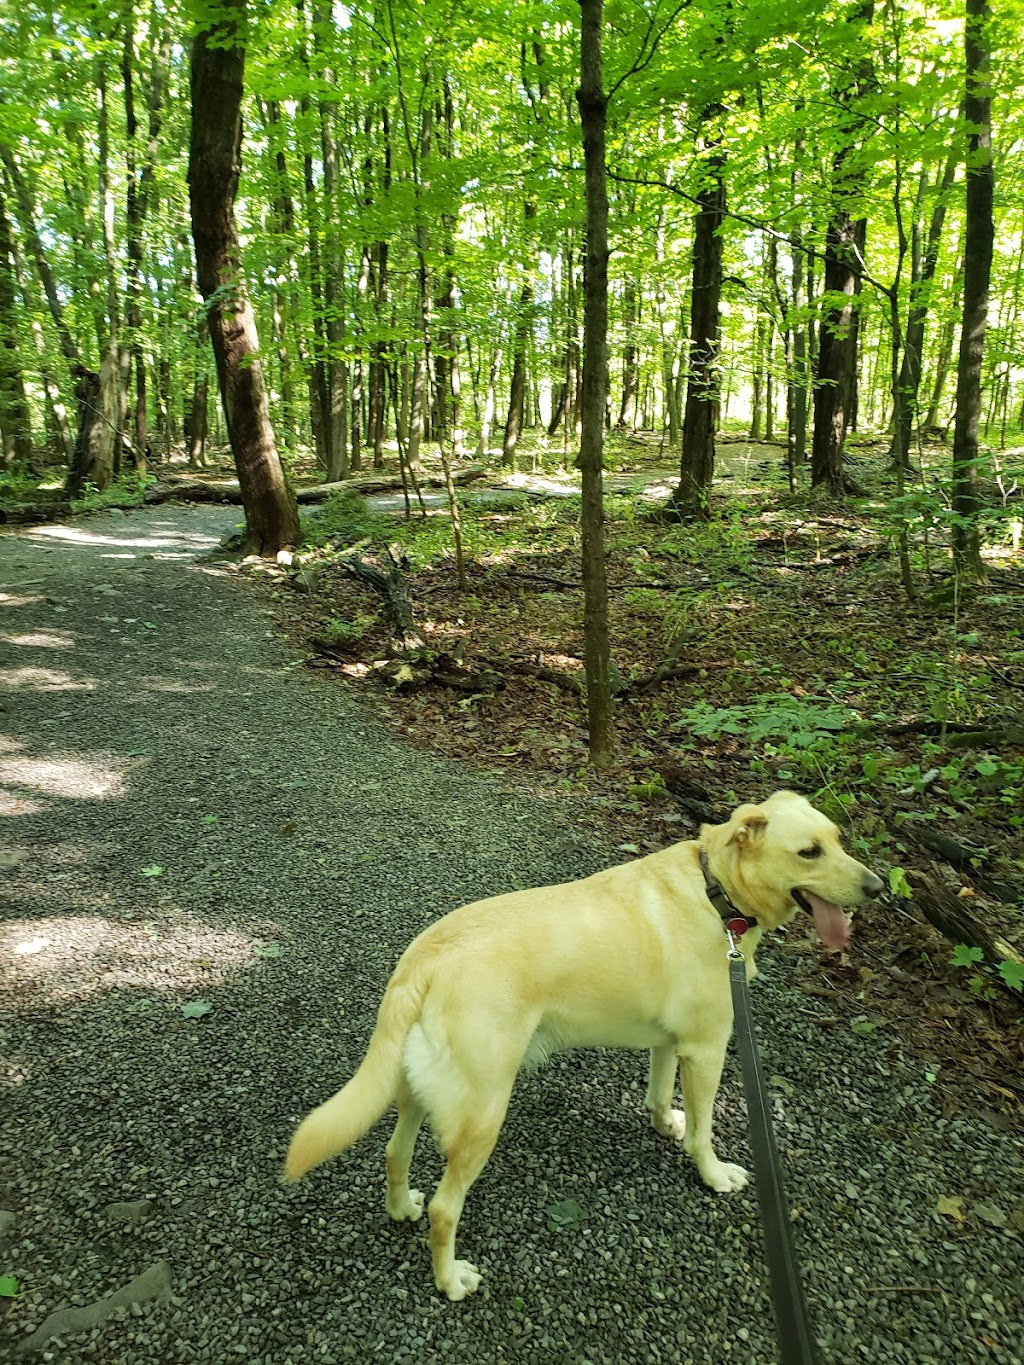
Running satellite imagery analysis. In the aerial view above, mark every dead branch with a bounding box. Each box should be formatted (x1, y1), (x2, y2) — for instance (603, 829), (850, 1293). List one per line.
(336, 551), (425, 652)
(907, 867), (1024, 1008)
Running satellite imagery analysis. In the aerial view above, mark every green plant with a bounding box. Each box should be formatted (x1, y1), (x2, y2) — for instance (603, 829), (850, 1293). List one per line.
(310, 488), (384, 547)
(322, 614), (376, 646)
(676, 693), (854, 750)
(950, 944), (1024, 998)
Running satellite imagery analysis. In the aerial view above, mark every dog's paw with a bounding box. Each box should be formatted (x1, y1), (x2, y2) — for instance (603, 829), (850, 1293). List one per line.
(650, 1108), (686, 1142)
(439, 1260), (482, 1302)
(701, 1159), (750, 1193)
(386, 1188), (425, 1222)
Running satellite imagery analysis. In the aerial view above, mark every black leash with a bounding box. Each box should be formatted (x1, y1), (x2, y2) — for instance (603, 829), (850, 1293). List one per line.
(728, 945), (821, 1365)
(700, 850), (821, 1365)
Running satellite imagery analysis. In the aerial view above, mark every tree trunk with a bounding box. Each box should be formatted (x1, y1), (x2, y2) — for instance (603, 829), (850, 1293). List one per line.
(188, 0), (299, 556)
(891, 149), (958, 470)
(669, 133), (725, 518)
(812, 205), (864, 493)
(615, 282), (639, 429)
(810, 0), (873, 496)
(0, 187), (33, 466)
(502, 277), (532, 466)
(951, 0), (993, 583)
(924, 254), (962, 430)
(576, 0), (615, 767)
(317, 27), (349, 483)
(186, 374), (210, 466)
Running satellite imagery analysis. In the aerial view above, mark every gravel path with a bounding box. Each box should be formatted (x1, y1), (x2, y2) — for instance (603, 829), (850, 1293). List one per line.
(1, 505), (1022, 1365)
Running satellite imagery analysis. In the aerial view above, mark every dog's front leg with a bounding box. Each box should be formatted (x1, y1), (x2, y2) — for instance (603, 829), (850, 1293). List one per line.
(679, 1042), (749, 1193)
(645, 1042), (686, 1141)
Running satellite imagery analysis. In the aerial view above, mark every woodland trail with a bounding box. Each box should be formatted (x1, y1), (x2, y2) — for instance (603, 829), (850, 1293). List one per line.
(1, 504), (1022, 1365)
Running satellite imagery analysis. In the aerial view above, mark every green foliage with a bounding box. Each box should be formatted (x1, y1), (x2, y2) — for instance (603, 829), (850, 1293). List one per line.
(322, 614), (376, 646)
(951, 943), (985, 968)
(546, 1198), (586, 1232)
(889, 867), (913, 899)
(676, 693), (854, 749)
(71, 476), (154, 512)
(309, 489), (386, 547)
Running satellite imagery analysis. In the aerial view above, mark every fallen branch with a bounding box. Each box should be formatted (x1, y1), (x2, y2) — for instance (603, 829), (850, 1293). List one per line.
(145, 465), (486, 508)
(907, 867), (1024, 1007)
(479, 654), (584, 694)
(337, 549), (425, 652)
(617, 660), (734, 696)
(884, 719), (1024, 746)
(901, 823), (1020, 904)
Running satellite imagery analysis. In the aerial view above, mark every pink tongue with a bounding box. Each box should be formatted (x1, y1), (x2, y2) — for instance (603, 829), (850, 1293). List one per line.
(805, 893), (851, 949)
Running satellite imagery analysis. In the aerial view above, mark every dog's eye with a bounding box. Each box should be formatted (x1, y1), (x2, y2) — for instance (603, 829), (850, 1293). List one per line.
(798, 846), (822, 859)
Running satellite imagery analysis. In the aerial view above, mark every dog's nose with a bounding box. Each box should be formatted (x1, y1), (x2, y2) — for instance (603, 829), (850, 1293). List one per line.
(862, 872), (884, 899)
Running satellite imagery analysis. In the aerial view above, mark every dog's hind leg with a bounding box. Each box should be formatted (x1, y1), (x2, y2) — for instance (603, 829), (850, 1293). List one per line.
(385, 1078), (426, 1223)
(679, 1042), (749, 1193)
(645, 1042), (686, 1141)
(428, 1101), (508, 1301)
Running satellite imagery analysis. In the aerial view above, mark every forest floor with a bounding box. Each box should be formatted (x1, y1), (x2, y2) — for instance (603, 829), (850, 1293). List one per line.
(240, 430), (1024, 1130)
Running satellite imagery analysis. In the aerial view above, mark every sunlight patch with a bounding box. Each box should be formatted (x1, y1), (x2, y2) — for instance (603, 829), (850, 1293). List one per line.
(0, 754), (129, 801)
(1, 631), (77, 650)
(0, 915), (262, 1013)
(0, 666), (95, 692)
(27, 526), (221, 551)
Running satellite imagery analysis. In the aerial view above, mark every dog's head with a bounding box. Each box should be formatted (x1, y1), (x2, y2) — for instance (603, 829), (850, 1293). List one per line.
(702, 791), (883, 946)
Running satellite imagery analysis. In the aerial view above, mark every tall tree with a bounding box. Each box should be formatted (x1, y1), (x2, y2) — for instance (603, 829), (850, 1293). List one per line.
(0, 186), (33, 466)
(951, 0), (993, 582)
(577, 0), (615, 767)
(188, 0), (300, 555)
(810, 0), (874, 496)
(668, 121), (725, 518)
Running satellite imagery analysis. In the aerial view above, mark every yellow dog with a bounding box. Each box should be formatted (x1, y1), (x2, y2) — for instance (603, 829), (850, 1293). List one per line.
(286, 791), (882, 1300)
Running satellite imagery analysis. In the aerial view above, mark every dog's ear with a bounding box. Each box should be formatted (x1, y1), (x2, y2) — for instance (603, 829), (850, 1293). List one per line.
(726, 805), (769, 848)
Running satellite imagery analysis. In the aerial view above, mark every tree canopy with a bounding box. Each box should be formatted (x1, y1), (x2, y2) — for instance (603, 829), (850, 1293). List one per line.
(0, 0), (1022, 535)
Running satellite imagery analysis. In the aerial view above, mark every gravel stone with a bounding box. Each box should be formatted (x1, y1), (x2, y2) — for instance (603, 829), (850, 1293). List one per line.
(1, 505), (1022, 1364)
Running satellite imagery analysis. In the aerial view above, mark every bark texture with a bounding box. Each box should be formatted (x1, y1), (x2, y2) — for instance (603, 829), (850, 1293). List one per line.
(669, 138), (725, 518)
(951, 0), (993, 582)
(576, 0), (615, 767)
(188, 0), (299, 555)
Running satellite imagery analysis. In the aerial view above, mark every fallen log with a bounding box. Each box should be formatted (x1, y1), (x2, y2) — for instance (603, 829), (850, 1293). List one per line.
(901, 823), (1020, 904)
(480, 655), (584, 694)
(144, 479), (241, 504)
(145, 465), (486, 508)
(907, 867), (1024, 1007)
(336, 549), (425, 652)
(0, 500), (73, 524)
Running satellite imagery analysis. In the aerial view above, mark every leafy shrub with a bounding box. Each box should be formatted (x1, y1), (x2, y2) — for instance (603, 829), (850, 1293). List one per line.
(676, 693), (854, 749)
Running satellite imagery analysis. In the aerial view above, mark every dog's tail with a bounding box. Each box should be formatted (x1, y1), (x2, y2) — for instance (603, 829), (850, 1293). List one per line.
(282, 965), (428, 1182)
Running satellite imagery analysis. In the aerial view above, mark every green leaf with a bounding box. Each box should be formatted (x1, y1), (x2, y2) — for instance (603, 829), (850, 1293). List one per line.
(181, 1000), (212, 1019)
(974, 758), (999, 777)
(888, 867), (912, 899)
(253, 940), (284, 959)
(973, 1201), (1007, 1227)
(0, 1276), (18, 1297)
(546, 1198), (586, 1230)
(998, 959), (1024, 992)
(951, 943), (985, 968)
(141, 864), (164, 878)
